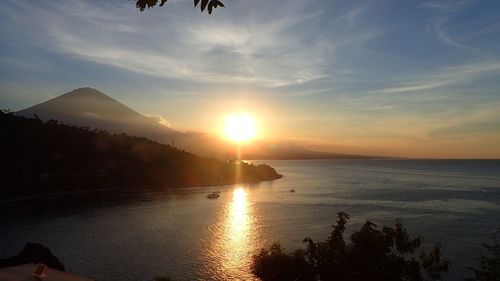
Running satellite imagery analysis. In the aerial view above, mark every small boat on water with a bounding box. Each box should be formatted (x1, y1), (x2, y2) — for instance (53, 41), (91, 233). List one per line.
(206, 192), (220, 199)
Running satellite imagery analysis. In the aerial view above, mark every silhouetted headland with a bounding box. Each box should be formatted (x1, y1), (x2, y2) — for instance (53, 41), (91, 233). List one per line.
(0, 111), (282, 198)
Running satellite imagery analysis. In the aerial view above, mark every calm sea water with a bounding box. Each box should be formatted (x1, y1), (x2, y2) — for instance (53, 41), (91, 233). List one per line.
(1, 159), (500, 281)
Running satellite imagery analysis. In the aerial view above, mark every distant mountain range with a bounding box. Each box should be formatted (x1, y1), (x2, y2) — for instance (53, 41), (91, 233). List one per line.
(16, 87), (371, 159)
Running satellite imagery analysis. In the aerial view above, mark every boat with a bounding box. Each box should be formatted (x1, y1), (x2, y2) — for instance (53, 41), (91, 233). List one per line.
(206, 192), (220, 199)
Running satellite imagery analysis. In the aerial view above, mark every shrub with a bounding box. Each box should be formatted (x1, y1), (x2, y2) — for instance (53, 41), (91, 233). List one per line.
(252, 212), (449, 281)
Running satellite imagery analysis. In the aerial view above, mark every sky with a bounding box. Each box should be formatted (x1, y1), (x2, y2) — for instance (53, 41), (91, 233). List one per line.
(1, 0), (500, 158)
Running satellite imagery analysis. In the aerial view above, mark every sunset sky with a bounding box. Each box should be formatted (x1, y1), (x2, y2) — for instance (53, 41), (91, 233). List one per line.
(1, 0), (500, 158)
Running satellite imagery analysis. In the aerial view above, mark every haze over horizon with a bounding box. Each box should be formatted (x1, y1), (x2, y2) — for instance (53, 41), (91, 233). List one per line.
(1, 0), (500, 158)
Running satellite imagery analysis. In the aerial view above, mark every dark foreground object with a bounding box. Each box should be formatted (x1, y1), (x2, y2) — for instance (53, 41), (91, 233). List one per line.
(252, 212), (449, 281)
(0, 111), (281, 197)
(0, 243), (65, 271)
(0, 264), (95, 281)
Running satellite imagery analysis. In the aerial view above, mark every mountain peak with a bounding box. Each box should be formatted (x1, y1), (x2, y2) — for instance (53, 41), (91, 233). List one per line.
(73, 86), (100, 92)
(17, 87), (135, 118)
(61, 87), (114, 100)
(16, 87), (147, 124)
(16, 87), (177, 137)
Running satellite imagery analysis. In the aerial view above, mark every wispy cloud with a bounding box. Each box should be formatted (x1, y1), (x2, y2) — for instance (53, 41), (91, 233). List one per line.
(371, 79), (456, 94)
(422, 0), (481, 51)
(147, 115), (172, 127)
(0, 0), (344, 87)
(371, 61), (500, 94)
(421, 0), (472, 13)
(427, 102), (500, 138)
(0, 0), (384, 89)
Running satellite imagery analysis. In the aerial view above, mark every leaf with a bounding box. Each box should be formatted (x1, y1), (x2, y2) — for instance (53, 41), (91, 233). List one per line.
(212, 0), (224, 8)
(208, 2), (213, 14)
(135, 0), (161, 11)
(200, 0), (209, 12)
(135, 0), (223, 13)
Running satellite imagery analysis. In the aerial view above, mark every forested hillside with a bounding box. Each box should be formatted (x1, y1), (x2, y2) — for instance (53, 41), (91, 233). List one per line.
(0, 111), (281, 197)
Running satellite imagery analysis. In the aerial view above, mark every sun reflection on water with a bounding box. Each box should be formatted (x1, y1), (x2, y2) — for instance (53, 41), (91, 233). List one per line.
(202, 186), (258, 280)
(226, 188), (250, 268)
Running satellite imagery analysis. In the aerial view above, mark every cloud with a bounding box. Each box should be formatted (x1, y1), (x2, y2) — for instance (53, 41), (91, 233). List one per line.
(421, 0), (481, 51)
(371, 61), (500, 94)
(426, 103), (500, 139)
(0, 0), (384, 89)
(148, 115), (172, 127)
(421, 0), (472, 12)
(371, 80), (456, 94)
(429, 120), (500, 138)
(434, 20), (474, 50)
(0, 0), (340, 88)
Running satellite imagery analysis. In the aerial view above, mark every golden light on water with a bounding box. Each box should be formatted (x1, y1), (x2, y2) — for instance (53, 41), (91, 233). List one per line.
(224, 113), (257, 142)
(225, 187), (253, 273)
(203, 186), (258, 280)
(228, 188), (249, 248)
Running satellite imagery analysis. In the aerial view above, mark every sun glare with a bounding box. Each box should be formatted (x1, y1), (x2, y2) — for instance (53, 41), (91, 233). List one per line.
(224, 113), (257, 142)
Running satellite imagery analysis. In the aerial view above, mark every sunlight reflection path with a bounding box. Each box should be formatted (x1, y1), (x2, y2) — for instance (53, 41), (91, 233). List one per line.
(226, 188), (250, 269)
(202, 186), (258, 280)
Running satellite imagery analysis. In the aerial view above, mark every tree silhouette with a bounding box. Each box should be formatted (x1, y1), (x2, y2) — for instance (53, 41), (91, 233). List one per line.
(0, 110), (281, 197)
(465, 231), (500, 281)
(134, 0), (224, 14)
(252, 212), (449, 281)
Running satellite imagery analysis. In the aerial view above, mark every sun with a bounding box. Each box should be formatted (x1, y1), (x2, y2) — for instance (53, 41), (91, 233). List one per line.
(224, 113), (257, 142)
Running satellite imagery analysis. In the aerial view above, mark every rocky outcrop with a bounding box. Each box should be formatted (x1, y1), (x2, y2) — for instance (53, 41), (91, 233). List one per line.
(0, 243), (65, 271)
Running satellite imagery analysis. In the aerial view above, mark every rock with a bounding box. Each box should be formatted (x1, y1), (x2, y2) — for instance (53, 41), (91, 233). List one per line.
(0, 243), (65, 271)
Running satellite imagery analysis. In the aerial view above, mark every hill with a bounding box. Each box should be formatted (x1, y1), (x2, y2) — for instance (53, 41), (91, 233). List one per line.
(0, 111), (281, 198)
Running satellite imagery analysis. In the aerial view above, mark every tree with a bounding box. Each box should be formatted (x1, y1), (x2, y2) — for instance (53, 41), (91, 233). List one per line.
(134, 0), (224, 14)
(252, 212), (449, 281)
(465, 232), (500, 281)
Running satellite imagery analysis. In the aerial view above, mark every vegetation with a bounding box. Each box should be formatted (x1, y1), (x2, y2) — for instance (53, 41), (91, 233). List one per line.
(466, 232), (500, 281)
(134, 0), (224, 14)
(252, 212), (449, 281)
(0, 110), (281, 198)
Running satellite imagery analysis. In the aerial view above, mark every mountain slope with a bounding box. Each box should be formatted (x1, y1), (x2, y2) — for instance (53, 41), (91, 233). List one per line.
(16, 87), (179, 141)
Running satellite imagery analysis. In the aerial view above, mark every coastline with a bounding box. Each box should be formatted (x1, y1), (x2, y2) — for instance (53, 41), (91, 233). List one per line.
(0, 173), (283, 202)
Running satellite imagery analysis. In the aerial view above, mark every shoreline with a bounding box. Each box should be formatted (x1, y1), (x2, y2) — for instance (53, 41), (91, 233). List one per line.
(0, 173), (283, 203)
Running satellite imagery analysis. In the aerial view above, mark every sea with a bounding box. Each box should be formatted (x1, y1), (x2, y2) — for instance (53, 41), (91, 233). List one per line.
(1, 159), (500, 281)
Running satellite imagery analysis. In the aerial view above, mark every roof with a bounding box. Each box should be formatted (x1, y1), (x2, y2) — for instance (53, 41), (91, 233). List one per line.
(0, 263), (94, 281)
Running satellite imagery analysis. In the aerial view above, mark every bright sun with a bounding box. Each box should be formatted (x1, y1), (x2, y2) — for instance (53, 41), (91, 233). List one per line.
(224, 113), (257, 142)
